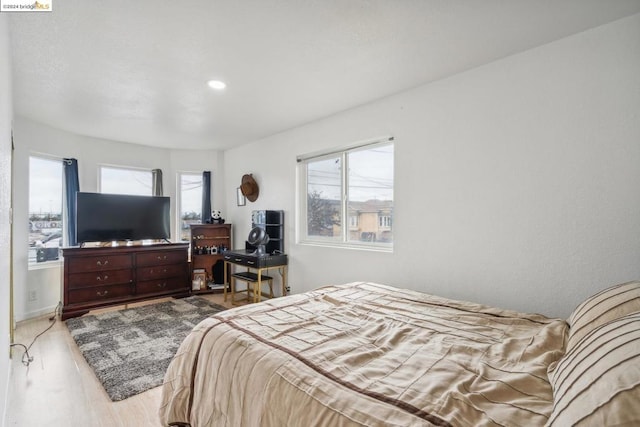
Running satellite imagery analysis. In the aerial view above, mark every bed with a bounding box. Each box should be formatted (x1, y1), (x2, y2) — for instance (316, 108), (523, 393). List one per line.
(159, 281), (640, 426)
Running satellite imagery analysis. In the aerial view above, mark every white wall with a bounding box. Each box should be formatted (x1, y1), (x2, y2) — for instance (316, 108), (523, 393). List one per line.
(11, 118), (222, 321)
(223, 14), (640, 319)
(0, 14), (13, 425)
(9, 14), (640, 323)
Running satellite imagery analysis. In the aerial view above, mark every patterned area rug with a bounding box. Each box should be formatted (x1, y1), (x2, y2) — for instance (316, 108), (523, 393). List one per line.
(65, 296), (226, 401)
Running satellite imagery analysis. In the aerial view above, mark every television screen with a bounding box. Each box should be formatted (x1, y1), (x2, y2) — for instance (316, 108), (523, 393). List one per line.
(76, 192), (170, 244)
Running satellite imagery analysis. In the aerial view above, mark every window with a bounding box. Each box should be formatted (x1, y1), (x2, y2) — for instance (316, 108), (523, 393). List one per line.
(99, 165), (152, 196)
(29, 156), (63, 265)
(379, 216), (392, 228)
(298, 138), (394, 251)
(177, 172), (203, 241)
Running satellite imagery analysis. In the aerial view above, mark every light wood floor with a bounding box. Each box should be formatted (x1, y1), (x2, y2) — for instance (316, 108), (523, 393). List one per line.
(5, 293), (242, 427)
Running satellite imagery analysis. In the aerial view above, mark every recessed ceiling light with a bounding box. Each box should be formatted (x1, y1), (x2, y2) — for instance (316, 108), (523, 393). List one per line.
(207, 80), (226, 90)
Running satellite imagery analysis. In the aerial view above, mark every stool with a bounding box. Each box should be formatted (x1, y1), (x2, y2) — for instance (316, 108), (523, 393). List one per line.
(229, 271), (274, 304)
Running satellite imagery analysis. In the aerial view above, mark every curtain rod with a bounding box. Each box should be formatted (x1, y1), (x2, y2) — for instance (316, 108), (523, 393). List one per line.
(296, 136), (394, 162)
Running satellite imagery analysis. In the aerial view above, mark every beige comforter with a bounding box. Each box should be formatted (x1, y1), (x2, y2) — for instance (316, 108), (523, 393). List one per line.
(160, 282), (567, 426)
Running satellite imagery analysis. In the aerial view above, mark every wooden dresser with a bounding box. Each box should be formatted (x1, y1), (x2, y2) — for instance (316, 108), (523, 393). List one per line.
(62, 243), (190, 320)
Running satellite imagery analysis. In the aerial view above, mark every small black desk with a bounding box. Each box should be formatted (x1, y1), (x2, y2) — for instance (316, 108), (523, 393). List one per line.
(222, 250), (288, 304)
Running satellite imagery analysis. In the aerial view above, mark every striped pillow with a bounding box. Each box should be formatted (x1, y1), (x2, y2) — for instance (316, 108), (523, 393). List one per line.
(567, 281), (640, 350)
(546, 312), (640, 426)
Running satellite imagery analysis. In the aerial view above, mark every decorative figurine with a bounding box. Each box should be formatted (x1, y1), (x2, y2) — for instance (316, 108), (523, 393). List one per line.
(211, 210), (225, 224)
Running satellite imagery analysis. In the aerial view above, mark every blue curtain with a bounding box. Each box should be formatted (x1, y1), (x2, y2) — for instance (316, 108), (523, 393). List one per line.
(201, 171), (211, 222)
(152, 169), (163, 196)
(63, 158), (80, 246)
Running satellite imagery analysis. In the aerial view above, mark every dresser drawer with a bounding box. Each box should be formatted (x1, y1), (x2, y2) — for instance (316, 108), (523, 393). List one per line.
(223, 251), (288, 268)
(67, 254), (132, 273)
(67, 283), (134, 305)
(136, 276), (187, 295)
(136, 263), (186, 281)
(137, 250), (186, 267)
(67, 268), (133, 289)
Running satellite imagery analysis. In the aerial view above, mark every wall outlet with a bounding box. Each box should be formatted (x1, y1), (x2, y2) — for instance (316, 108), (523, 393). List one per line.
(28, 290), (37, 301)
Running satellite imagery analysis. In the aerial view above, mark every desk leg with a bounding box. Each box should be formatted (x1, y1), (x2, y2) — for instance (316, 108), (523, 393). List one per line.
(223, 261), (229, 302)
(255, 270), (262, 303)
(230, 274), (236, 305)
(282, 265), (288, 296)
(268, 276), (274, 298)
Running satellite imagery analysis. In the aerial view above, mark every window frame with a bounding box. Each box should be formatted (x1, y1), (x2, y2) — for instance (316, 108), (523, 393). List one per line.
(297, 137), (394, 252)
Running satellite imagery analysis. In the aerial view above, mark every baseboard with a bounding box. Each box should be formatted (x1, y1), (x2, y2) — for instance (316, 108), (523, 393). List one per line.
(16, 304), (58, 323)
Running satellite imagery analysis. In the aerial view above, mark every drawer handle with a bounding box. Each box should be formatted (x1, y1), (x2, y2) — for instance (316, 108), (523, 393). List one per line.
(157, 255), (167, 260)
(157, 282), (167, 288)
(235, 258), (242, 262)
(247, 261), (255, 265)
(96, 275), (109, 281)
(96, 290), (109, 297)
(96, 260), (109, 266)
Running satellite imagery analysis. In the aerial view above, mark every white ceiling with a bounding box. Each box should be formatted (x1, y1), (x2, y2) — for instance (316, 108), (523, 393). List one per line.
(8, 0), (640, 150)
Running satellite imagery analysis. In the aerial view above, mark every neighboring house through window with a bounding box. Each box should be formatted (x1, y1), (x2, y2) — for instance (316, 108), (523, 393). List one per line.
(297, 137), (394, 251)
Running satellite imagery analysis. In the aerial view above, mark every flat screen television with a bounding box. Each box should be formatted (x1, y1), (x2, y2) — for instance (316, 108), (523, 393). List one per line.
(76, 192), (171, 244)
